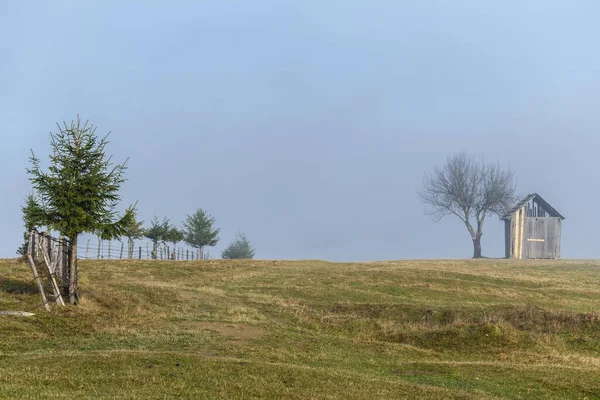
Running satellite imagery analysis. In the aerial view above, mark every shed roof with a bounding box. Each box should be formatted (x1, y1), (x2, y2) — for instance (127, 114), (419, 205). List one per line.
(501, 193), (565, 220)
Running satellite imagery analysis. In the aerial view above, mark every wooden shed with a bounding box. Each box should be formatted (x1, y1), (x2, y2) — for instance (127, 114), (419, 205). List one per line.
(502, 193), (565, 259)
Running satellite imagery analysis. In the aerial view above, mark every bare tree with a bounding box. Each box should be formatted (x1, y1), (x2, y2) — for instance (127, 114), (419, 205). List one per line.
(419, 153), (516, 258)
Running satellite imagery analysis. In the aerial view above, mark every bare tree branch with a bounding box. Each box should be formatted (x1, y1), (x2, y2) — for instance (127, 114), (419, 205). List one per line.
(418, 152), (516, 258)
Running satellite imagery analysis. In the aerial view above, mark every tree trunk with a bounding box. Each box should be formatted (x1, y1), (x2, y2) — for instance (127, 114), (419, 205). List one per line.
(472, 235), (482, 259)
(69, 235), (79, 305)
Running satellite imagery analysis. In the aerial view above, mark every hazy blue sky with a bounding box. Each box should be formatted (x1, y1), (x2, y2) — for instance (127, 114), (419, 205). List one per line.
(2, 1), (599, 260)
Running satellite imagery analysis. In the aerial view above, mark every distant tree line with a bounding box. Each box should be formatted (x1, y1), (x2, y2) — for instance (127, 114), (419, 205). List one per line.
(19, 116), (257, 305)
(136, 210), (254, 260)
(18, 115), (520, 309)
(140, 209), (220, 260)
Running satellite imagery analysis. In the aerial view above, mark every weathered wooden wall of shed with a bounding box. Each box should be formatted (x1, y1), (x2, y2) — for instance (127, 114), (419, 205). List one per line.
(523, 217), (561, 259)
(504, 195), (563, 260)
(512, 207), (526, 259)
(556, 219), (561, 258)
(504, 220), (511, 258)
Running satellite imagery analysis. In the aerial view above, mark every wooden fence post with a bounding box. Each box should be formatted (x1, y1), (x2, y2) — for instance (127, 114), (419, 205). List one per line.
(108, 241), (111, 259)
(119, 241), (124, 259)
(85, 239), (90, 259)
(45, 233), (53, 274)
(97, 238), (101, 259)
(40, 235), (65, 307)
(60, 237), (68, 287)
(139, 246), (142, 260)
(55, 238), (62, 281)
(50, 239), (57, 275)
(35, 233), (41, 261)
(27, 232), (51, 312)
(46, 233), (51, 256)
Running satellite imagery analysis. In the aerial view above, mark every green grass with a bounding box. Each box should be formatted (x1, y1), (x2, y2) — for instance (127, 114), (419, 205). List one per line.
(1, 258), (600, 399)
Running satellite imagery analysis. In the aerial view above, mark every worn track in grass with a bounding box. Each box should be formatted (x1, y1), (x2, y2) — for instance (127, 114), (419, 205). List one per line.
(1, 258), (599, 399)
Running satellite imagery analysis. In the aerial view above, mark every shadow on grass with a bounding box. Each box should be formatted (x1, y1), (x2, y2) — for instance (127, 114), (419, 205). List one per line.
(0, 277), (39, 295)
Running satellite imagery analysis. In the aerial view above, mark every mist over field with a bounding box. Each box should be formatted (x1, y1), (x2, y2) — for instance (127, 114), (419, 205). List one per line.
(2, 1), (599, 260)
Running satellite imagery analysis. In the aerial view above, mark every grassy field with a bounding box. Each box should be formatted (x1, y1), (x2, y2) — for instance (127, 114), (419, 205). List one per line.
(1, 258), (599, 399)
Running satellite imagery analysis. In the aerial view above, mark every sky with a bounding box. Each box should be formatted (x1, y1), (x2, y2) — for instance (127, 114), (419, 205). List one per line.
(1, 1), (599, 261)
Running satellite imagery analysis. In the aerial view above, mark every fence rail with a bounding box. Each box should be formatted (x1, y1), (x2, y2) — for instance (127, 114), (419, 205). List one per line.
(24, 231), (212, 311)
(26, 230), (69, 311)
(77, 240), (209, 260)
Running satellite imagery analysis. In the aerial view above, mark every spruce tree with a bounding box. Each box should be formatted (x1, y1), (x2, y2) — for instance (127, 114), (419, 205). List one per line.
(144, 215), (170, 259)
(123, 211), (145, 258)
(182, 209), (219, 260)
(221, 233), (255, 260)
(27, 116), (135, 304)
(16, 193), (44, 256)
(166, 227), (184, 259)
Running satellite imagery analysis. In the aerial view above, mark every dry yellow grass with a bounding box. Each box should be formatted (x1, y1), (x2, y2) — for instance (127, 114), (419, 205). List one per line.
(1, 258), (599, 399)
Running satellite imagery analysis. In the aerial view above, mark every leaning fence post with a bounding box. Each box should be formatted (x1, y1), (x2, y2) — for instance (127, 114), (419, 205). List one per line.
(45, 233), (53, 273)
(40, 235), (65, 307)
(27, 231), (51, 312)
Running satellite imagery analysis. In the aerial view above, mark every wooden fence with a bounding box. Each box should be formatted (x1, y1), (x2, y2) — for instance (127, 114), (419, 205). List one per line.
(26, 230), (68, 311)
(24, 231), (212, 311)
(77, 239), (210, 261)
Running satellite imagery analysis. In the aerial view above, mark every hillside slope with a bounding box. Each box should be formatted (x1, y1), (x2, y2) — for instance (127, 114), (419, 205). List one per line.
(1, 258), (599, 399)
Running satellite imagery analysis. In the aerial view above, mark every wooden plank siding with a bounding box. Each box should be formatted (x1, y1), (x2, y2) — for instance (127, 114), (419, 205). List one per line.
(504, 220), (511, 259)
(503, 193), (563, 259)
(511, 207), (526, 259)
(523, 217), (561, 259)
